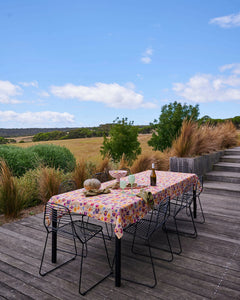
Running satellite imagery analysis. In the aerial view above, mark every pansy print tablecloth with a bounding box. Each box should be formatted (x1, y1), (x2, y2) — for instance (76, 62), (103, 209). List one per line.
(48, 170), (201, 239)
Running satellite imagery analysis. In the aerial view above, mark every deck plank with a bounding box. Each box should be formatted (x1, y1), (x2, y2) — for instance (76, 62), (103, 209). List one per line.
(0, 190), (240, 299)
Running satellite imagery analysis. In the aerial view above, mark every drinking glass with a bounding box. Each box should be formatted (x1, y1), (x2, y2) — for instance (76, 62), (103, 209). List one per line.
(120, 180), (127, 193)
(128, 174), (135, 196)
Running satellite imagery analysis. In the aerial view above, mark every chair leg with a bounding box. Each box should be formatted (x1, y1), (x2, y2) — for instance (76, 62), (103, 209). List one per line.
(195, 195), (205, 224)
(174, 205), (198, 238)
(105, 223), (114, 240)
(39, 232), (77, 276)
(78, 231), (112, 296)
(173, 217), (182, 255)
(131, 225), (174, 262)
(122, 239), (157, 288)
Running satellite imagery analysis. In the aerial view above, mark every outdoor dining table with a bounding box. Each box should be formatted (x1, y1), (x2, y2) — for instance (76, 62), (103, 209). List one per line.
(48, 170), (201, 287)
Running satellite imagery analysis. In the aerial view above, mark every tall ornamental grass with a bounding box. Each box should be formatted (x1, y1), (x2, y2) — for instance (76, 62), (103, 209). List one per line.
(0, 160), (24, 218)
(172, 120), (238, 157)
(38, 167), (66, 204)
(72, 160), (88, 188)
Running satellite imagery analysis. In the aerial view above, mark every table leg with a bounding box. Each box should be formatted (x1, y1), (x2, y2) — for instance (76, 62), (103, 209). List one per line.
(193, 188), (197, 219)
(115, 237), (121, 287)
(52, 208), (57, 263)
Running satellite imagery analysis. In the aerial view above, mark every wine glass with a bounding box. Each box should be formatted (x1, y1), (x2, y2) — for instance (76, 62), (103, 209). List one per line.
(128, 174), (135, 196)
(120, 180), (127, 193)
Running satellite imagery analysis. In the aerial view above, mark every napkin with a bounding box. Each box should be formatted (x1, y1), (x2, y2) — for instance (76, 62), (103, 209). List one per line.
(136, 189), (154, 209)
(83, 188), (111, 197)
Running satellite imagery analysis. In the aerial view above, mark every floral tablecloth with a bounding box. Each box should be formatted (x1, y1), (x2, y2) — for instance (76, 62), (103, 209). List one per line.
(48, 170), (201, 239)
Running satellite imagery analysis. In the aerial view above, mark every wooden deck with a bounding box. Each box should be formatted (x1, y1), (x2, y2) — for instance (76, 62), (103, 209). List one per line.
(0, 191), (239, 299)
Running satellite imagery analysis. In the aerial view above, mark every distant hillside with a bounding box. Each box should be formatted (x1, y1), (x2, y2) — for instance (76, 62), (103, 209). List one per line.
(0, 128), (79, 137)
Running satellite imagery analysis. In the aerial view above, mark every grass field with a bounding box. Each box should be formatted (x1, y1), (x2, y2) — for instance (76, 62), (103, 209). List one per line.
(16, 134), (155, 163)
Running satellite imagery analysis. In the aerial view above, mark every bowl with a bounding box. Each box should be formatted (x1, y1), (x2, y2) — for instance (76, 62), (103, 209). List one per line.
(109, 170), (128, 182)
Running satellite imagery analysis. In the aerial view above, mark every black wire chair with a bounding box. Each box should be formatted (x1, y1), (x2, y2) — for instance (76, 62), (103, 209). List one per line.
(123, 196), (173, 288)
(39, 203), (112, 296)
(58, 179), (77, 194)
(170, 185), (198, 238)
(93, 171), (109, 183)
(186, 175), (205, 224)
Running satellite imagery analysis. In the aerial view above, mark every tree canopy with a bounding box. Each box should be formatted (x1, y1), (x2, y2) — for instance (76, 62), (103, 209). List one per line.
(100, 118), (141, 165)
(148, 101), (200, 151)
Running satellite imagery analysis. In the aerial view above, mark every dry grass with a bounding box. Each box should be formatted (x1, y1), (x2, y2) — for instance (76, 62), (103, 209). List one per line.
(172, 120), (238, 157)
(72, 160), (88, 189)
(38, 167), (65, 204)
(15, 134), (154, 164)
(0, 160), (24, 218)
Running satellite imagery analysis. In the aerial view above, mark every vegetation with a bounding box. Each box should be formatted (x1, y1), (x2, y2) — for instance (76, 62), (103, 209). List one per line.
(0, 145), (39, 177)
(28, 144), (76, 172)
(100, 118), (142, 165)
(0, 108), (239, 220)
(32, 130), (66, 141)
(38, 167), (66, 204)
(148, 101), (199, 151)
(172, 120), (238, 157)
(0, 144), (76, 177)
(0, 160), (24, 218)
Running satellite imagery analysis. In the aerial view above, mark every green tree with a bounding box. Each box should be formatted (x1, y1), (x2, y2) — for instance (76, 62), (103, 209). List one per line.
(100, 118), (141, 165)
(148, 101), (199, 151)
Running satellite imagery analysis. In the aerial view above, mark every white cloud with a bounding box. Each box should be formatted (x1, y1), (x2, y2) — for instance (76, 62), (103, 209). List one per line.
(141, 56), (152, 64)
(141, 47), (153, 64)
(219, 63), (240, 74)
(0, 111), (75, 126)
(51, 82), (156, 109)
(38, 91), (50, 97)
(173, 64), (240, 103)
(209, 12), (240, 28)
(0, 80), (22, 103)
(19, 80), (39, 88)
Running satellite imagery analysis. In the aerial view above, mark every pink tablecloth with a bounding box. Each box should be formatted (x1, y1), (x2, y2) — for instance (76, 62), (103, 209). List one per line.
(48, 170), (201, 239)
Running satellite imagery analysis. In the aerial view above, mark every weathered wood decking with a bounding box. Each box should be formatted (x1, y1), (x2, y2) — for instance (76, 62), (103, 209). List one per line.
(0, 191), (239, 299)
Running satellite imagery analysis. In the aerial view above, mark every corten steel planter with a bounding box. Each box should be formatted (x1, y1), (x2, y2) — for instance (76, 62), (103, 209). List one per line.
(169, 150), (225, 176)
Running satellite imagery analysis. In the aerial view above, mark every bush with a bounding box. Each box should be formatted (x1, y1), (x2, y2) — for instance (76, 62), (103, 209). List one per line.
(0, 160), (24, 218)
(28, 144), (76, 172)
(100, 118), (141, 165)
(148, 101), (199, 151)
(0, 145), (39, 177)
(17, 168), (41, 208)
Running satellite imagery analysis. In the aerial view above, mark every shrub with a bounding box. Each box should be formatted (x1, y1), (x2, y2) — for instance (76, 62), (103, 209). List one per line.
(100, 118), (141, 165)
(0, 160), (24, 218)
(0, 145), (39, 177)
(28, 144), (76, 172)
(38, 167), (65, 204)
(17, 168), (41, 208)
(148, 101), (199, 151)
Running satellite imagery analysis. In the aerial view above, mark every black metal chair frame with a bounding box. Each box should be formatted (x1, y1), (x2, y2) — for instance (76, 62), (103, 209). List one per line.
(58, 179), (77, 194)
(170, 185), (198, 238)
(123, 196), (173, 288)
(39, 203), (112, 296)
(186, 175), (205, 224)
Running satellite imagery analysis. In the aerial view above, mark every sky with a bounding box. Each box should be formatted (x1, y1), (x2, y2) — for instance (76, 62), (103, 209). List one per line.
(0, 0), (240, 128)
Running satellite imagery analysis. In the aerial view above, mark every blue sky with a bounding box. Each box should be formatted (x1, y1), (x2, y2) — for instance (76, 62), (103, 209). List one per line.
(0, 0), (240, 128)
